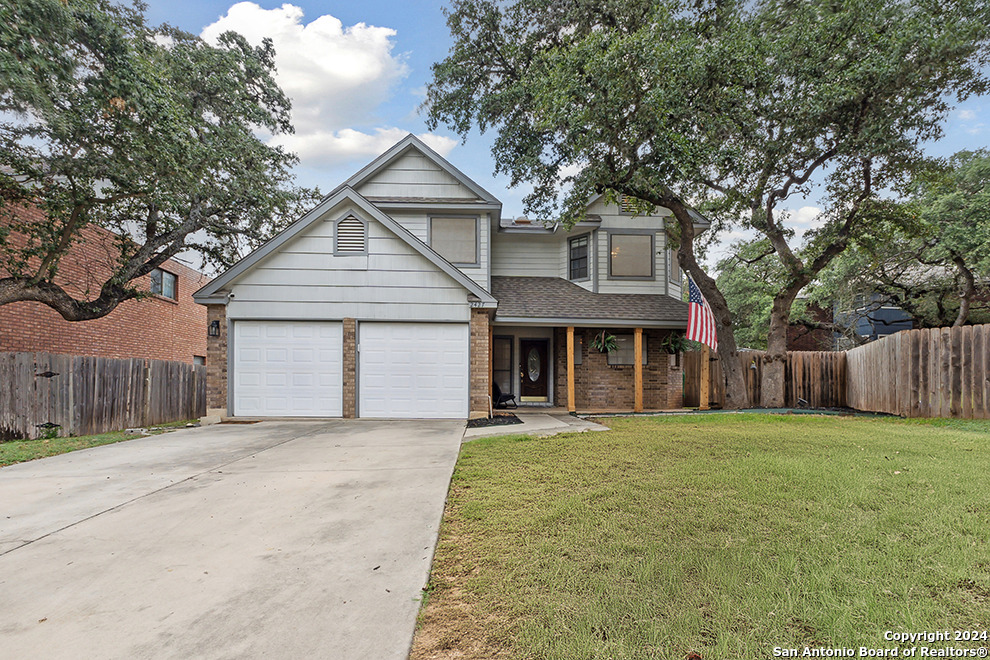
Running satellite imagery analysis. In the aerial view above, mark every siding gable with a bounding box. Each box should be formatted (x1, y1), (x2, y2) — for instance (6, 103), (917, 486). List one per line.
(224, 200), (478, 322)
(356, 151), (479, 200)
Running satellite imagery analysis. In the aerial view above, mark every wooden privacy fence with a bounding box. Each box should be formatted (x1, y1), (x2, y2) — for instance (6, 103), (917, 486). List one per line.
(0, 352), (206, 440)
(684, 350), (847, 409)
(846, 324), (990, 418)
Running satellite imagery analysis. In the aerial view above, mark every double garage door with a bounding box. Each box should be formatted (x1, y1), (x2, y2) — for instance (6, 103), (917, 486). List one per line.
(233, 321), (468, 419)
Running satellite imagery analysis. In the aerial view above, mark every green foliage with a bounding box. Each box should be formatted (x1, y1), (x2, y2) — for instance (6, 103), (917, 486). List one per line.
(427, 0), (990, 385)
(0, 0), (318, 319)
(808, 151), (990, 328)
(589, 330), (617, 354)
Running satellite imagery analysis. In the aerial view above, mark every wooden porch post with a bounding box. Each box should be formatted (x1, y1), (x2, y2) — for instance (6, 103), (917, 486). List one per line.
(566, 326), (576, 412)
(489, 324), (494, 401)
(634, 327), (643, 413)
(699, 344), (710, 411)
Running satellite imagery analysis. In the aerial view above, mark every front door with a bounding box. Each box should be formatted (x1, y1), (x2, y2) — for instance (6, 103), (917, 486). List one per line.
(519, 339), (549, 401)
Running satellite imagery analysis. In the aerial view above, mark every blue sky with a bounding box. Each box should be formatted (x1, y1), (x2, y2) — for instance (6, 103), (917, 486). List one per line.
(145, 1), (989, 251)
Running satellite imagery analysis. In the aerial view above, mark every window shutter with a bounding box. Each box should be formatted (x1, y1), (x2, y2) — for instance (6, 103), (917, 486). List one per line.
(336, 216), (365, 252)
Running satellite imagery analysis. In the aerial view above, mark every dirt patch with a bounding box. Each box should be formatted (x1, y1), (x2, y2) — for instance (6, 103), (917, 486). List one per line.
(410, 506), (514, 659)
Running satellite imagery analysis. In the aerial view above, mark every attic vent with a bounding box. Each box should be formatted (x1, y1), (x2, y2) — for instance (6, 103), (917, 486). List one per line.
(620, 194), (638, 213)
(336, 216), (366, 253)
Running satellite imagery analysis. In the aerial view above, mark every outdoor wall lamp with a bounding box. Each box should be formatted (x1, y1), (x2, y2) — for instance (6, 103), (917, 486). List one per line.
(208, 320), (221, 337)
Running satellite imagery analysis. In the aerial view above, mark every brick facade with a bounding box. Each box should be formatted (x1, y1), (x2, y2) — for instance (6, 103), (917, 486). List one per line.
(552, 328), (683, 410)
(205, 304), (227, 412)
(0, 207), (208, 364)
(469, 309), (492, 418)
(342, 318), (357, 418)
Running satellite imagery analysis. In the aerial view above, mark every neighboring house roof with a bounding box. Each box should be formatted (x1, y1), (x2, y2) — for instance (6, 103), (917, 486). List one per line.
(193, 186), (497, 307)
(491, 276), (688, 327)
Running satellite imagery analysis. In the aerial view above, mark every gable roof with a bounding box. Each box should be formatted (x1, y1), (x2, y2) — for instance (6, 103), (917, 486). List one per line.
(193, 186), (497, 307)
(329, 134), (502, 208)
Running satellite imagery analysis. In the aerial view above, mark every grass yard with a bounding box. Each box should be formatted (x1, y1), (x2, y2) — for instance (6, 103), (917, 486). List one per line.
(0, 419), (197, 467)
(412, 414), (990, 660)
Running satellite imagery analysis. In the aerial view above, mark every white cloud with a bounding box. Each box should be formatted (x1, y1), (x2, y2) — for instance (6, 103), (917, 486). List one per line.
(202, 3), (452, 167)
(784, 206), (823, 230)
(959, 109), (977, 120)
(272, 127), (456, 167)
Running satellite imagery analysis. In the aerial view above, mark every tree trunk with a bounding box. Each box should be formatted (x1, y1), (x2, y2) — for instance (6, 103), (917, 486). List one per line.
(664, 197), (750, 409)
(761, 287), (802, 408)
(0, 277), (134, 321)
(952, 255), (975, 327)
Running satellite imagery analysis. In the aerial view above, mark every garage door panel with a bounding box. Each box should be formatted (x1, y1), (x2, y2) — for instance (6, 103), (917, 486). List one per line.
(359, 323), (468, 419)
(234, 321), (342, 417)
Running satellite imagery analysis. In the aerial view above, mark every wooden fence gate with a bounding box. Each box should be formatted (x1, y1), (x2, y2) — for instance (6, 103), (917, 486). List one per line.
(683, 350), (847, 409)
(0, 352), (207, 440)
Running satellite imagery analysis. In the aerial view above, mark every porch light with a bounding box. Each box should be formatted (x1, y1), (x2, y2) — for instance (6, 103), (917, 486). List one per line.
(208, 320), (221, 337)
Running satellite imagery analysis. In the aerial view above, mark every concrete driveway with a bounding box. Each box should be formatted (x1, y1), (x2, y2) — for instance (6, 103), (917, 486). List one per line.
(0, 420), (465, 659)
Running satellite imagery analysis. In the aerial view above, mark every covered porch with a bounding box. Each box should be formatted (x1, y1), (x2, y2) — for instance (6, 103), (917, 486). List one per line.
(488, 277), (690, 413)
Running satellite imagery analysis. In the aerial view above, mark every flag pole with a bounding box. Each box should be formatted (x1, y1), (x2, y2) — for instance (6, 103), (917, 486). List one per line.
(699, 343), (710, 411)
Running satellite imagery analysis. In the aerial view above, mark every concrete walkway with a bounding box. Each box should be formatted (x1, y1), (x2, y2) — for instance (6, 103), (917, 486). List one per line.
(463, 411), (609, 440)
(0, 420), (464, 660)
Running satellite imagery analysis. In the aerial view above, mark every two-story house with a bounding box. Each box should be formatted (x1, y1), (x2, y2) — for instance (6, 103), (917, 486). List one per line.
(194, 135), (702, 419)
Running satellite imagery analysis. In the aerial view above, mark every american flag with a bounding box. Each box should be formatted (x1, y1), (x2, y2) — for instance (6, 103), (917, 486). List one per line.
(687, 275), (718, 351)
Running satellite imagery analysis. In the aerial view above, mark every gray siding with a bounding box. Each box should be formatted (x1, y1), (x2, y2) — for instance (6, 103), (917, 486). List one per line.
(225, 201), (471, 322)
(491, 230), (560, 278)
(389, 211), (490, 291)
(356, 151), (479, 200)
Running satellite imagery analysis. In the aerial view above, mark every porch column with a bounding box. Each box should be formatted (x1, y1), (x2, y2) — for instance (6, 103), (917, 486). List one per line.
(634, 327), (643, 413)
(566, 326), (576, 412)
(489, 324), (494, 401)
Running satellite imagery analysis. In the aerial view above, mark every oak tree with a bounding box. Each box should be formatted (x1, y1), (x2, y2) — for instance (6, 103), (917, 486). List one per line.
(0, 0), (315, 320)
(425, 0), (990, 407)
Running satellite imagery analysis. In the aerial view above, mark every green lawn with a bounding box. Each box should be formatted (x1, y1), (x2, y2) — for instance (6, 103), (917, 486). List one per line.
(0, 420), (196, 467)
(412, 414), (990, 660)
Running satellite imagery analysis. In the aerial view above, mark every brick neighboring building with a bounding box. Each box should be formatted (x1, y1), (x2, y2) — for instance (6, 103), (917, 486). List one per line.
(1, 206), (209, 364)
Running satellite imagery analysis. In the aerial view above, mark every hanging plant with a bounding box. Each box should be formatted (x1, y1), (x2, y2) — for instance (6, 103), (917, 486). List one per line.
(589, 330), (618, 354)
(659, 331), (690, 354)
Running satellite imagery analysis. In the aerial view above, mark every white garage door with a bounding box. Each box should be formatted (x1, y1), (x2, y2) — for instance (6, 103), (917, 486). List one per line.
(233, 321), (343, 417)
(359, 323), (469, 419)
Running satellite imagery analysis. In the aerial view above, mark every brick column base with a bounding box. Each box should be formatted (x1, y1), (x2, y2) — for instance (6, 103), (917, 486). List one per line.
(206, 304), (228, 415)
(469, 309), (492, 419)
(343, 318), (357, 418)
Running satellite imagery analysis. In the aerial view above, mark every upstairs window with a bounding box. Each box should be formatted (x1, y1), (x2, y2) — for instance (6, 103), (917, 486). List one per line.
(430, 216), (478, 265)
(609, 233), (654, 279)
(150, 268), (177, 300)
(335, 215), (366, 253)
(568, 235), (589, 280)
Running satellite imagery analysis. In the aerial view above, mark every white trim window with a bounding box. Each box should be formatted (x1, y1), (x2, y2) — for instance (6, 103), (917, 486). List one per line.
(569, 235), (589, 280)
(607, 334), (647, 366)
(609, 234), (654, 279)
(150, 268), (177, 300)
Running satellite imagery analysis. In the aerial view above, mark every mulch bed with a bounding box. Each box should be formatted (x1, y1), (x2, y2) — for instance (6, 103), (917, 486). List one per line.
(466, 413), (523, 429)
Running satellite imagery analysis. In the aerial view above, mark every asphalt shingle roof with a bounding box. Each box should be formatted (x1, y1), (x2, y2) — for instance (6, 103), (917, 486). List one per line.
(492, 276), (688, 325)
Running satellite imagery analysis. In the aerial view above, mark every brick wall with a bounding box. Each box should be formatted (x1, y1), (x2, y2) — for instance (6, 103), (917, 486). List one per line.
(342, 318), (356, 418)
(206, 304), (227, 411)
(0, 206), (209, 364)
(553, 328), (683, 410)
(469, 309), (492, 418)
